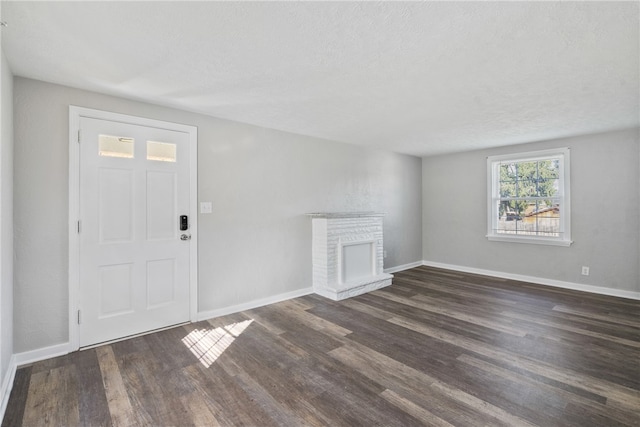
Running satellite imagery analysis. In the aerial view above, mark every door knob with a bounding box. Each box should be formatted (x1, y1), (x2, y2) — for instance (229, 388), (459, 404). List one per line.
(180, 234), (191, 241)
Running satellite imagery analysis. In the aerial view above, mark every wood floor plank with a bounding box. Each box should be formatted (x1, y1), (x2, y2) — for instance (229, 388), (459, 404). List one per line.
(1, 366), (31, 427)
(374, 288), (528, 337)
(506, 302), (640, 340)
(116, 350), (192, 426)
(380, 389), (456, 427)
(95, 346), (142, 427)
(178, 391), (221, 427)
(328, 341), (537, 427)
(143, 324), (202, 372)
(74, 349), (113, 427)
(500, 309), (640, 348)
(457, 354), (640, 426)
(357, 291), (515, 343)
(182, 361), (280, 427)
(386, 314), (640, 412)
(22, 365), (80, 426)
(5, 266), (639, 426)
(327, 343), (496, 426)
(552, 304), (640, 328)
(240, 309), (287, 335)
(338, 297), (397, 320)
(273, 299), (353, 337)
(215, 351), (330, 426)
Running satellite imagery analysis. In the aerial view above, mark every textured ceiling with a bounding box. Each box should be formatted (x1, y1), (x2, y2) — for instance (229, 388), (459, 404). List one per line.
(2, 1), (639, 157)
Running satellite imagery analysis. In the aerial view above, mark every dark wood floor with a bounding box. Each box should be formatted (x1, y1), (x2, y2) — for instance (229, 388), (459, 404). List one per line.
(3, 266), (640, 426)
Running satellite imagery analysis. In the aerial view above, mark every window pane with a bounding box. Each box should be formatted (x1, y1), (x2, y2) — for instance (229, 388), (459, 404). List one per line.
(517, 178), (538, 198)
(499, 182), (516, 198)
(536, 178), (559, 197)
(516, 161), (537, 181)
(535, 159), (559, 197)
(99, 135), (134, 158)
(522, 203), (561, 236)
(500, 163), (517, 182)
(498, 200), (520, 221)
(540, 159), (560, 179)
(147, 141), (176, 162)
(497, 199), (561, 237)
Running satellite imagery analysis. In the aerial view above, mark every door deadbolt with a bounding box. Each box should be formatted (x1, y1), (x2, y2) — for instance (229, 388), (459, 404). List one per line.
(180, 234), (191, 241)
(179, 215), (189, 231)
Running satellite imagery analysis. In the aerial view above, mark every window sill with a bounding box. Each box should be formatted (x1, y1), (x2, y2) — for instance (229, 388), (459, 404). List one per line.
(486, 235), (573, 247)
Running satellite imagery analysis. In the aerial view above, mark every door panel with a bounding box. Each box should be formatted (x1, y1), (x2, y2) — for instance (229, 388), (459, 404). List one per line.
(98, 263), (134, 317)
(99, 168), (134, 243)
(79, 116), (191, 347)
(146, 258), (176, 308)
(146, 171), (177, 240)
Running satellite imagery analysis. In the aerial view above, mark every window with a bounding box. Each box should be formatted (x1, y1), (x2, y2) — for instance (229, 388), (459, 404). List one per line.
(487, 148), (571, 246)
(147, 141), (177, 162)
(99, 135), (134, 158)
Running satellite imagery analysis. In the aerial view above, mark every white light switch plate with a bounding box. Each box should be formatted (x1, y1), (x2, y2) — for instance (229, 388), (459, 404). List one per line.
(200, 202), (212, 214)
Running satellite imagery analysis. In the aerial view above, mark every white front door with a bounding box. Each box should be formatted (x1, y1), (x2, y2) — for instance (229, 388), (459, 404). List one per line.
(77, 115), (193, 347)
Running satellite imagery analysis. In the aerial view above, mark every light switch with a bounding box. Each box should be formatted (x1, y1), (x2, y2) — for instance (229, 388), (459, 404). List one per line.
(200, 202), (212, 214)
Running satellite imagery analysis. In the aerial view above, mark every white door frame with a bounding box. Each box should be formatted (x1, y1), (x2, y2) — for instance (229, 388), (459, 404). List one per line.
(68, 106), (198, 351)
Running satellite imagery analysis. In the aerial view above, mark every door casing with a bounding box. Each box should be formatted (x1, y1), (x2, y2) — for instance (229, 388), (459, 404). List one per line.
(69, 106), (198, 351)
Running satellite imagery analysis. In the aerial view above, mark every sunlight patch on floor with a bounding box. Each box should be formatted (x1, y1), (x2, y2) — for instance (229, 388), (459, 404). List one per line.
(182, 319), (253, 367)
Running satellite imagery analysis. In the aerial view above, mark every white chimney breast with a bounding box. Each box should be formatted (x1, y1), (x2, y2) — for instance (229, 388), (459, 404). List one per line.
(307, 212), (393, 300)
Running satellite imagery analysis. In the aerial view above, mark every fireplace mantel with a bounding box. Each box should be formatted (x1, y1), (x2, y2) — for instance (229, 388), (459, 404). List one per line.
(307, 212), (393, 300)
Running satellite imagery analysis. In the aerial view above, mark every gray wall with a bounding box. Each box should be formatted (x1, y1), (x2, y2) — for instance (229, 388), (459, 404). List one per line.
(423, 128), (640, 292)
(13, 77), (423, 353)
(1, 41), (14, 387)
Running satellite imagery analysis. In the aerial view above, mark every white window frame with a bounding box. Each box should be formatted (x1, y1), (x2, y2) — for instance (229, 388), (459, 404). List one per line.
(487, 147), (572, 247)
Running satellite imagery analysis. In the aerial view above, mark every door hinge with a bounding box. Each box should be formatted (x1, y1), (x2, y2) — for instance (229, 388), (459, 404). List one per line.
(77, 220), (81, 233)
(77, 310), (81, 324)
(77, 129), (81, 143)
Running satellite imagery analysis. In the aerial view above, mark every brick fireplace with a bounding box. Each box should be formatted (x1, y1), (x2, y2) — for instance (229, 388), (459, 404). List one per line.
(307, 212), (393, 300)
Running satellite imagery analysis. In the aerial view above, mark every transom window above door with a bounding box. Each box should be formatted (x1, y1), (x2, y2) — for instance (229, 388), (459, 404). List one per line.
(99, 135), (134, 158)
(98, 134), (177, 162)
(147, 141), (177, 162)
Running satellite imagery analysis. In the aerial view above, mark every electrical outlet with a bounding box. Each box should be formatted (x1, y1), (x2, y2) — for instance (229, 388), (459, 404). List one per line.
(581, 266), (590, 276)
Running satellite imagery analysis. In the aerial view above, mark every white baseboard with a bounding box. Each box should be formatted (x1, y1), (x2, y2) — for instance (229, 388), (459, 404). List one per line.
(421, 260), (640, 300)
(384, 261), (423, 274)
(14, 342), (72, 368)
(0, 354), (17, 424)
(196, 287), (314, 322)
